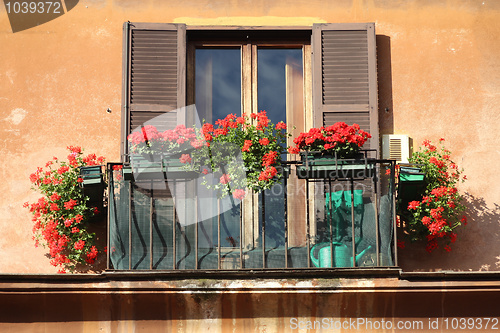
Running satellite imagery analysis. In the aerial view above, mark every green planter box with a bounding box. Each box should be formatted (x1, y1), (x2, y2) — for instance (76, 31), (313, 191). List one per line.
(129, 155), (199, 180)
(296, 153), (375, 179)
(399, 166), (425, 182)
(79, 166), (105, 214)
(80, 165), (104, 186)
(398, 166), (426, 205)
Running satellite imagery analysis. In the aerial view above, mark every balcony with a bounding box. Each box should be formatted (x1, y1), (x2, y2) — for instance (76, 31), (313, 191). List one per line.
(107, 154), (397, 271)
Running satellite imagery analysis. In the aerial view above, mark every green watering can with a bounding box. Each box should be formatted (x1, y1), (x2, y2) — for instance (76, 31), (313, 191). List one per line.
(310, 242), (371, 268)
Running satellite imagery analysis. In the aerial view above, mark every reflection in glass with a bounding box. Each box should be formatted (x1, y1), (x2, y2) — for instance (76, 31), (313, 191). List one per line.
(195, 48), (241, 123)
(195, 49), (242, 267)
(253, 49), (306, 268)
(257, 48), (303, 126)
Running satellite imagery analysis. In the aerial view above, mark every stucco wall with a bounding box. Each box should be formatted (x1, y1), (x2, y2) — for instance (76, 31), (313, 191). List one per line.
(1, 0), (499, 273)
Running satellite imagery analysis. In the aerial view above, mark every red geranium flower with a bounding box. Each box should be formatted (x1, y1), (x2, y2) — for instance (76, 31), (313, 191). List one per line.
(220, 174), (231, 184)
(50, 193), (61, 201)
(232, 189), (246, 200)
(242, 140), (252, 152)
(74, 240), (85, 251)
(275, 122), (286, 130)
(259, 138), (270, 146)
(407, 201), (420, 210)
(64, 199), (77, 210)
(179, 154), (192, 164)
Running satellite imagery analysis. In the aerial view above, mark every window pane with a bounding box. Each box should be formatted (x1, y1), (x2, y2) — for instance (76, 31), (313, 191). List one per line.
(195, 48), (241, 122)
(257, 48), (303, 125)
(195, 49), (242, 268)
(255, 48), (305, 268)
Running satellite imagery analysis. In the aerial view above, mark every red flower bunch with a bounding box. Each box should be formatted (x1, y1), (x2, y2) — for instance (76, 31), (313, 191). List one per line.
(400, 139), (466, 253)
(128, 124), (199, 163)
(190, 111), (290, 198)
(25, 146), (105, 273)
(288, 122), (371, 158)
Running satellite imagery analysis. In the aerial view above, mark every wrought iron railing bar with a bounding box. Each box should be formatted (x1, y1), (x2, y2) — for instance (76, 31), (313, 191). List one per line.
(350, 178), (356, 267)
(262, 191), (266, 269)
(306, 178), (311, 268)
(373, 164), (380, 267)
(217, 198), (221, 270)
(284, 167), (288, 269)
(391, 161), (398, 267)
(172, 180), (176, 270)
(329, 177), (333, 268)
(128, 180), (132, 270)
(106, 165), (111, 270)
(240, 199), (243, 269)
(195, 191), (198, 270)
(149, 190), (153, 270)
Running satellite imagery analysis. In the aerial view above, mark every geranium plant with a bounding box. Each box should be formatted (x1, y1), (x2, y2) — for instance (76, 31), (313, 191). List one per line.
(189, 111), (290, 199)
(288, 122), (371, 158)
(399, 139), (467, 253)
(24, 146), (106, 273)
(128, 124), (203, 160)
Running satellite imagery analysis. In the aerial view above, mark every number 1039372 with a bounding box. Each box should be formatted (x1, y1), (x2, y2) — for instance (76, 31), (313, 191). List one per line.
(5, 1), (62, 14)
(442, 318), (499, 330)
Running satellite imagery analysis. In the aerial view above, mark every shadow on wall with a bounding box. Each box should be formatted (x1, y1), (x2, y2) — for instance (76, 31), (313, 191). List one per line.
(398, 193), (500, 272)
(73, 213), (108, 273)
(376, 35), (394, 136)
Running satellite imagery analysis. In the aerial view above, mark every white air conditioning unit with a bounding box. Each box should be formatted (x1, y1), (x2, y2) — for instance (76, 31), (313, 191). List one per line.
(382, 134), (411, 163)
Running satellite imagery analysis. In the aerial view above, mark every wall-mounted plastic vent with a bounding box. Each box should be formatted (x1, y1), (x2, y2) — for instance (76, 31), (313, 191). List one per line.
(382, 134), (411, 163)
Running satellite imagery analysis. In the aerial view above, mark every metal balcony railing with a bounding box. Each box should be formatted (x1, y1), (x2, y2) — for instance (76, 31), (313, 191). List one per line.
(107, 153), (397, 271)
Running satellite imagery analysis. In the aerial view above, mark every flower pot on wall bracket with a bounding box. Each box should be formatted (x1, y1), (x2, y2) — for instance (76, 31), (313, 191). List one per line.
(80, 165), (104, 186)
(398, 165), (426, 203)
(79, 165), (105, 216)
(122, 166), (133, 181)
(399, 166), (425, 182)
(296, 152), (375, 180)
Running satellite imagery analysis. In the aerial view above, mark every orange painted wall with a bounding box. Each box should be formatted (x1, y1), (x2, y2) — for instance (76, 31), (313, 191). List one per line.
(1, 0), (499, 273)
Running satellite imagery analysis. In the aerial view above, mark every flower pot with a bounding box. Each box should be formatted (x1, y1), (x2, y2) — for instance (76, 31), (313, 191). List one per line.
(129, 155), (199, 180)
(122, 166), (134, 181)
(80, 165), (104, 186)
(296, 152), (375, 179)
(398, 166), (426, 203)
(399, 166), (425, 182)
(79, 166), (105, 215)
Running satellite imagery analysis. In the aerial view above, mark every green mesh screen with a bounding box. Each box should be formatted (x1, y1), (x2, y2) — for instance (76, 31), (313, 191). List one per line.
(108, 163), (395, 270)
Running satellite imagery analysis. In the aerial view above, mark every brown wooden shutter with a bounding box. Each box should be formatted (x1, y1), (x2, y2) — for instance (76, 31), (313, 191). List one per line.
(312, 23), (378, 155)
(121, 22), (186, 159)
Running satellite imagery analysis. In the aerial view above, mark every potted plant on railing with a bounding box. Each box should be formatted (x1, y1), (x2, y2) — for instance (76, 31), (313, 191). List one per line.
(127, 124), (203, 179)
(188, 111), (290, 199)
(24, 146), (106, 273)
(288, 122), (372, 179)
(397, 138), (467, 253)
